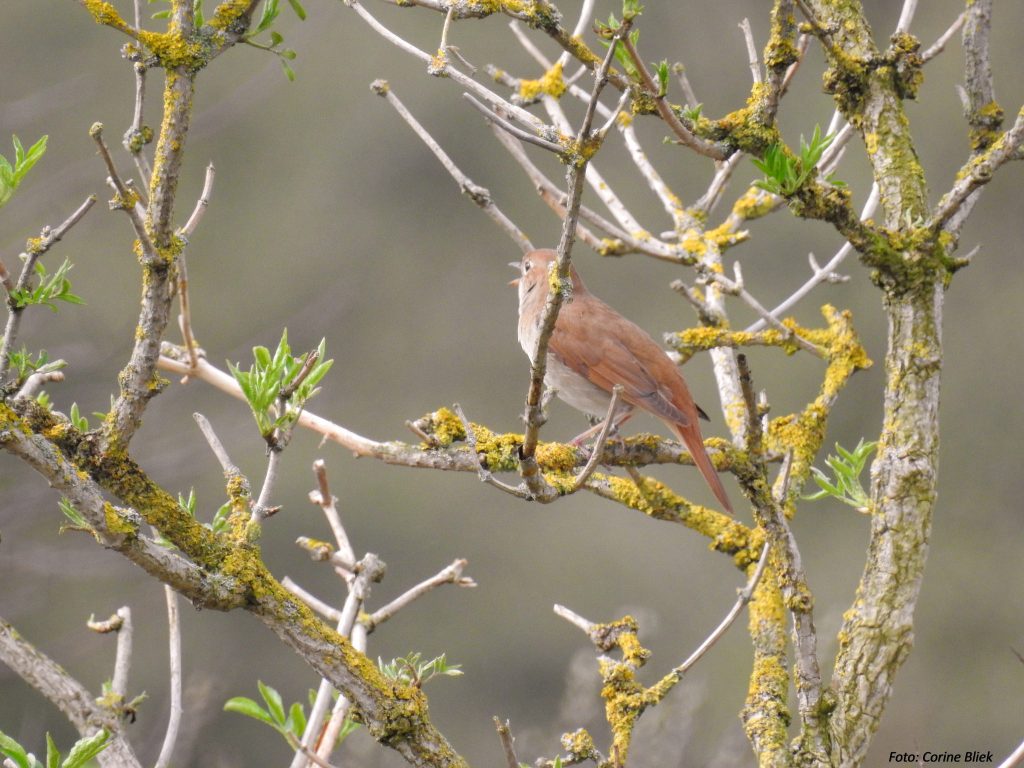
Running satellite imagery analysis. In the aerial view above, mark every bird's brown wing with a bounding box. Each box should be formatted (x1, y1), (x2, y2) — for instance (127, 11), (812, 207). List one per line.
(551, 295), (734, 515)
(550, 296), (698, 427)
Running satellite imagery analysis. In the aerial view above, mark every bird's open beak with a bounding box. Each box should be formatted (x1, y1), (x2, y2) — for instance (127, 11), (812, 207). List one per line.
(508, 261), (520, 286)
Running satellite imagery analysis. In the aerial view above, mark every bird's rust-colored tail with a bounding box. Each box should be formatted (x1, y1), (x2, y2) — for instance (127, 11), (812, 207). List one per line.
(671, 421), (734, 515)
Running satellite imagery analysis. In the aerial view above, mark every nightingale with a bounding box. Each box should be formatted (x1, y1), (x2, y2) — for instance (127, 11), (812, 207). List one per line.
(512, 248), (734, 515)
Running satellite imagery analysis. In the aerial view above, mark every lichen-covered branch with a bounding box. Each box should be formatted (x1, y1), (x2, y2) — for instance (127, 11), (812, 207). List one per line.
(0, 400), (469, 768)
(0, 616), (142, 768)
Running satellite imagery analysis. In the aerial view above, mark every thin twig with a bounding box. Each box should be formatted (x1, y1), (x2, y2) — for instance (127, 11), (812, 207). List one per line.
(366, 559), (475, 630)
(89, 123), (154, 257)
(281, 577), (345, 622)
(569, 385), (622, 492)
(176, 253), (200, 372)
(153, 588), (182, 768)
(894, 0), (918, 35)
(708, 263), (825, 357)
(518, 26), (622, 488)
(553, 604), (596, 634)
(192, 412), (241, 475)
(110, 607), (133, 699)
(997, 737), (1024, 768)
(14, 370), (65, 401)
(921, 10), (966, 63)
(667, 539), (771, 681)
(373, 81), (532, 252)
(489, 123), (680, 261)
(746, 183), (878, 332)
(463, 93), (565, 154)
(180, 162), (215, 239)
(344, 0), (546, 132)
(453, 403), (532, 498)
(309, 459), (356, 566)
(494, 718), (521, 768)
(739, 19), (762, 84)
(251, 449), (283, 522)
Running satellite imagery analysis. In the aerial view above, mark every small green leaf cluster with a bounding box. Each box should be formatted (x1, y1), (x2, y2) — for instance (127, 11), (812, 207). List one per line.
(6, 349), (60, 385)
(224, 681), (359, 751)
(377, 652), (463, 688)
(0, 728), (110, 768)
(10, 260), (85, 312)
(228, 330), (333, 445)
(58, 497), (91, 534)
(0, 135), (47, 209)
(805, 438), (877, 512)
(595, 19), (639, 78)
(752, 125), (845, 196)
(178, 488), (231, 535)
(248, 0), (306, 81)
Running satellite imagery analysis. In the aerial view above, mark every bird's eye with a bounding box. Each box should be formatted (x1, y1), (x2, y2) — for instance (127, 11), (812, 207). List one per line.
(523, 260), (532, 272)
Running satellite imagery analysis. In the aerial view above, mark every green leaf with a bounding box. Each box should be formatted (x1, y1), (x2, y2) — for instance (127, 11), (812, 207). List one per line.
(255, 0), (280, 33)
(224, 696), (277, 727)
(652, 59), (669, 98)
(0, 134), (47, 208)
(0, 729), (32, 768)
(258, 680), (287, 726)
(286, 0), (306, 20)
(68, 403), (89, 432)
(45, 734), (59, 768)
(336, 717), (360, 744)
(61, 730), (111, 768)
(285, 701), (307, 738)
(804, 439), (877, 510)
(58, 497), (90, 532)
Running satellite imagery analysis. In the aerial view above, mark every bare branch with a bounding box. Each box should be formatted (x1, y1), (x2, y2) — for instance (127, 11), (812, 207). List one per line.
(464, 93), (565, 154)
(180, 162), (215, 239)
(739, 19), (762, 84)
(0, 616), (143, 768)
(921, 10), (966, 63)
(343, 0), (545, 132)
(746, 183), (879, 333)
(707, 263), (825, 357)
(568, 385), (623, 493)
(110, 606), (133, 699)
(998, 737), (1024, 768)
(89, 123), (152, 253)
(931, 106), (1024, 231)
(663, 540), (770, 683)
(494, 718), (521, 768)
(192, 412), (242, 476)
(519, 29), (622, 483)
(153, 588), (183, 768)
(373, 81), (533, 253)
(309, 459), (357, 566)
(366, 559), (475, 630)
(282, 577), (345, 622)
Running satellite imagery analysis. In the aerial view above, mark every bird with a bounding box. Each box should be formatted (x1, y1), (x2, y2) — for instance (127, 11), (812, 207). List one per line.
(511, 248), (734, 515)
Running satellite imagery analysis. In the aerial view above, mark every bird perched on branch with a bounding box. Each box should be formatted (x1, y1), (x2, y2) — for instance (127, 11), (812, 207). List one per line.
(512, 248), (733, 514)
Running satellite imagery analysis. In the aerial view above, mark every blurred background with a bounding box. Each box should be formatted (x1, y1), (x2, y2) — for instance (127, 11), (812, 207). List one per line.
(1, 1), (1022, 765)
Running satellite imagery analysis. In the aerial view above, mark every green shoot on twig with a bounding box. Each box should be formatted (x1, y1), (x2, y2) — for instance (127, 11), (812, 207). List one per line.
(804, 438), (877, 512)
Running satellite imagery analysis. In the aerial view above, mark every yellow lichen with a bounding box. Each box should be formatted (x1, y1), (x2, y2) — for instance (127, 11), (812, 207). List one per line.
(518, 61), (566, 101)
